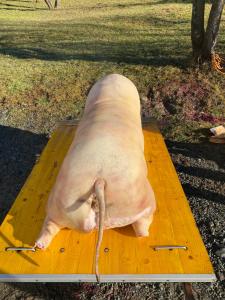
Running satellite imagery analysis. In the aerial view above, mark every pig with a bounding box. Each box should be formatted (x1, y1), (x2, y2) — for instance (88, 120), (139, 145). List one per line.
(35, 74), (156, 281)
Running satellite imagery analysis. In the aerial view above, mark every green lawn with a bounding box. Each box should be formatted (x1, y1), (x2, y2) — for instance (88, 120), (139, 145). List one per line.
(0, 0), (224, 136)
(0, 0), (195, 64)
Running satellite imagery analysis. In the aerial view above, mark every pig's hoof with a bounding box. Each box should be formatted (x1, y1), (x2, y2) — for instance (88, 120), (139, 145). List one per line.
(35, 241), (46, 249)
(136, 232), (149, 237)
(35, 235), (52, 249)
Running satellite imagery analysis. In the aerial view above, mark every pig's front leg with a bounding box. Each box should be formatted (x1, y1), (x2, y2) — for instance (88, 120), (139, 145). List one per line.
(35, 217), (61, 249)
(132, 213), (153, 237)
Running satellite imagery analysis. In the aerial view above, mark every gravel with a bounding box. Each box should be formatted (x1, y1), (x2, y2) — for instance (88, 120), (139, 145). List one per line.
(0, 125), (224, 299)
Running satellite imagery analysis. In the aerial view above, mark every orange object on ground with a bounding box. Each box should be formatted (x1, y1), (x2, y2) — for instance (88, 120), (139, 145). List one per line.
(212, 53), (225, 74)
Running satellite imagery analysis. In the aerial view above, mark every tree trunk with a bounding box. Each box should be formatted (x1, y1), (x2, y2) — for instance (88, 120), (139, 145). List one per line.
(44, 0), (53, 9)
(202, 0), (224, 60)
(54, 0), (61, 9)
(191, 0), (205, 62)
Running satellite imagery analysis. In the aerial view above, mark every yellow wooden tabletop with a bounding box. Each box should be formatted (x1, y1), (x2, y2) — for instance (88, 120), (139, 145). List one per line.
(0, 120), (215, 282)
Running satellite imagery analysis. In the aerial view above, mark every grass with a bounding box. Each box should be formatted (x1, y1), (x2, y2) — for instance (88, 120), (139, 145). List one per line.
(0, 0), (224, 138)
(0, 1), (193, 64)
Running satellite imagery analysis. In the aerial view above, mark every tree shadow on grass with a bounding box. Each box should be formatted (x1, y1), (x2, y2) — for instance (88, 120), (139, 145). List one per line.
(3, 0), (223, 67)
(0, 0), (44, 11)
(0, 125), (48, 224)
(0, 42), (189, 67)
(0, 16), (192, 67)
(76, 0), (193, 10)
(0, 0), (210, 68)
(154, 0), (192, 3)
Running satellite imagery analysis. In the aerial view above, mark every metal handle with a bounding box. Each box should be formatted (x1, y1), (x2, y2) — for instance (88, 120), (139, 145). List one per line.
(5, 247), (36, 252)
(154, 245), (187, 251)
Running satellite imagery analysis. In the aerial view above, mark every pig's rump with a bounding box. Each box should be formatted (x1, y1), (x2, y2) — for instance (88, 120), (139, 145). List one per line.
(47, 121), (155, 232)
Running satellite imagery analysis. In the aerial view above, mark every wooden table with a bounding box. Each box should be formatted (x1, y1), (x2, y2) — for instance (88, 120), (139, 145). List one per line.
(0, 120), (216, 282)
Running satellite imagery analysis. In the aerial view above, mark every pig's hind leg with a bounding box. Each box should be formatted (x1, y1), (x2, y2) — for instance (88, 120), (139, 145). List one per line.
(35, 217), (61, 249)
(132, 213), (153, 237)
(132, 181), (156, 237)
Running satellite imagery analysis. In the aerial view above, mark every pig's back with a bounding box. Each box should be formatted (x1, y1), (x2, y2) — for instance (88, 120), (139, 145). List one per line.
(70, 74), (146, 204)
(72, 102), (145, 177)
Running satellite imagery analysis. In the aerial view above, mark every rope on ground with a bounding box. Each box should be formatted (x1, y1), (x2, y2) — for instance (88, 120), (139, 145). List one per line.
(212, 53), (225, 74)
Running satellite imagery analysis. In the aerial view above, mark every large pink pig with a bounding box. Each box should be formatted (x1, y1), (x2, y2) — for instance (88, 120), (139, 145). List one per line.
(35, 74), (156, 280)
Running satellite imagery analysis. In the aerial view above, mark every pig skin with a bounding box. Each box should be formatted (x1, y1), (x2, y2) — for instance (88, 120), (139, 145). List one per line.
(35, 74), (156, 279)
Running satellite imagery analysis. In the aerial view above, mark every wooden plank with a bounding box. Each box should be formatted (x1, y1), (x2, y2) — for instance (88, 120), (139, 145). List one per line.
(0, 121), (215, 282)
